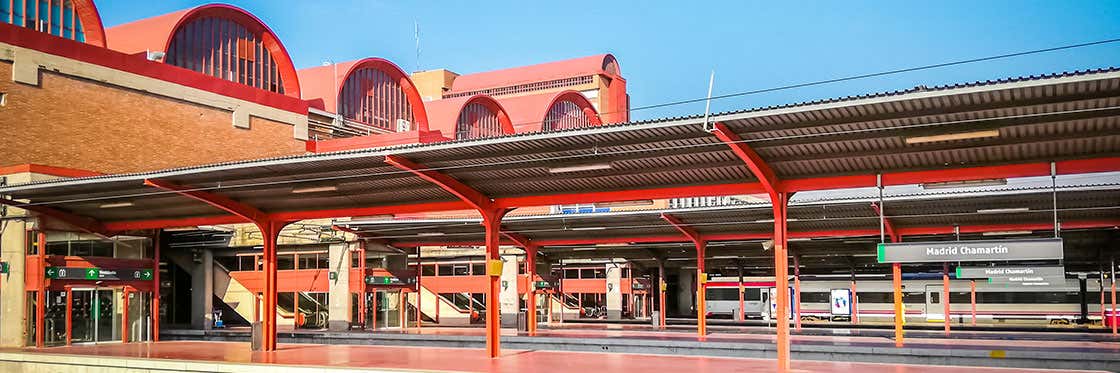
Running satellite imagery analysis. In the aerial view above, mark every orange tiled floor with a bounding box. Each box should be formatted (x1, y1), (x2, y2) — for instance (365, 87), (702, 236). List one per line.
(21, 341), (1107, 373)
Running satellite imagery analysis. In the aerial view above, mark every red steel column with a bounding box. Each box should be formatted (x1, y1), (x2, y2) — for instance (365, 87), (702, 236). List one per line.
(696, 240), (707, 339)
(943, 263), (950, 336)
(773, 192), (791, 371)
(260, 221), (282, 351)
(122, 287), (131, 343)
(152, 230), (161, 341)
(526, 245), (538, 336)
(65, 287), (72, 346)
(36, 230), (46, 348)
(659, 263), (667, 330)
(359, 242), (367, 329)
(793, 254), (801, 331)
(1112, 275), (1117, 335)
(893, 262), (904, 347)
(970, 280), (976, 326)
(482, 209), (509, 358)
(851, 280), (859, 324)
(416, 248), (422, 330)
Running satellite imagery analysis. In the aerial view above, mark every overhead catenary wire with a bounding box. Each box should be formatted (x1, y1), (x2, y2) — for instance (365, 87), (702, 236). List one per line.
(6, 37), (1120, 208)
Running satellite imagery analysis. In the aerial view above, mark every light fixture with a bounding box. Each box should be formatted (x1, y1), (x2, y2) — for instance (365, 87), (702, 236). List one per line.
(977, 207), (1030, 214)
(596, 243), (629, 247)
(570, 227), (607, 231)
(417, 232), (445, 236)
(594, 200), (654, 208)
(548, 163), (613, 174)
(711, 255), (740, 259)
(99, 202), (134, 209)
(291, 185), (338, 194)
(904, 129), (1000, 144)
(753, 218), (800, 223)
(788, 238), (811, 242)
(982, 230), (1033, 236)
(920, 178), (1007, 190)
(572, 248), (597, 251)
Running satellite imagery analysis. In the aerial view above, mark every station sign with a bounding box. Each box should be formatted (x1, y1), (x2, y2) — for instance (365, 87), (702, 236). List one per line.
(364, 276), (415, 285)
(987, 275), (1065, 286)
(877, 238), (1063, 263)
(955, 265), (1065, 279)
(534, 281), (553, 289)
(45, 267), (153, 281)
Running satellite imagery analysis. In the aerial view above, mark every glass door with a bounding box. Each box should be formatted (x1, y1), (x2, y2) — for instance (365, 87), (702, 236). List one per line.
(70, 288), (122, 344)
(127, 291), (151, 342)
(376, 290), (401, 328)
(925, 285), (941, 322)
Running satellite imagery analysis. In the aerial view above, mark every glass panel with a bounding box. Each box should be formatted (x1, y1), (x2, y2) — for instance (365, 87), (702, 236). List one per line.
(45, 291), (67, 346)
(421, 264), (436, 276)
(239, 256), (256, 271)
(26, 291), (37, 346)
(46, 242), (68, 256)
(127, 292), (150, 342)
(95, 289), (117, 342)
(71, 290), (95, 343)
(316, 255), (329, 270)
(472, 263), (485, 276)
(377, 290), (401, 328)
(437, 265), (453, 276)
(277, 254), (295, 270)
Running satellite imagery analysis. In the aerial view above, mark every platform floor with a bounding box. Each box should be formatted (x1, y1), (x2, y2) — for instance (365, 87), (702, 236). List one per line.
(8, 341), (1107, 373)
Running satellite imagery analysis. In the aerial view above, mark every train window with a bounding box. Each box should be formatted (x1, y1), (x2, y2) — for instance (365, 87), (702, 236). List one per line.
(855, 292), (926, 304)
(707, 288), (740, 301)
(745, 290), (761, 301)
(928, 292), (939, 303)
(800, 292), (830, 303)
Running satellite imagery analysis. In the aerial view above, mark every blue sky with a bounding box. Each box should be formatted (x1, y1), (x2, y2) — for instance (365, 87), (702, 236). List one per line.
(98, 1), (1120, 121)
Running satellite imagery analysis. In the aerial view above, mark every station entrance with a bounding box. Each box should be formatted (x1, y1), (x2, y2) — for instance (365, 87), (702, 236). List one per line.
(42, 287), (154, 347)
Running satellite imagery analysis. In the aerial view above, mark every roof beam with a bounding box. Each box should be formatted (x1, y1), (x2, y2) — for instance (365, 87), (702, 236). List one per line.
(871, 202), (900, 242)
(709, 122), (781, 197)
(144, 178), (271, 224)
(502, 231), (534, 248)
(384, 155), (493, 212)
(660, 212), (704, 244)
(0, 198), (110, 236)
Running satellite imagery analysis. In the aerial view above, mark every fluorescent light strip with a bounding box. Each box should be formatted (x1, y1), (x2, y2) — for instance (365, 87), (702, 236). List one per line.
(976, 207), (1030, 214)
(99, 202), (134, 208)
(921, 178), (1007, 190)
(904, 129), (1000, 144)
(292, 185), (338, 194)
(548, 163), (613, 174)
(570, 227), (607, 231)
(982, 230), (1033, 236)
(417, 232), (445, 237)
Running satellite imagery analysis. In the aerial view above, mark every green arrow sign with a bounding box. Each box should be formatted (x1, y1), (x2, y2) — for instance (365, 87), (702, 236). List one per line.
(84, 268), (100, 280)
(45, 267), (58, 279)
(0, 262), (8, 274)
(140, 269), (153, 280)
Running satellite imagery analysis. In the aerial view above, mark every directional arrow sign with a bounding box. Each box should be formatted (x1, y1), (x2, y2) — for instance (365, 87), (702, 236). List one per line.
(84, 268), (100, 280)
(140, 269), (153, 280)
(44, 267), (59, 279)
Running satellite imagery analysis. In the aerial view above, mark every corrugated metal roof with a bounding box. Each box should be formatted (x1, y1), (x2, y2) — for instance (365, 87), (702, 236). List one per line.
(3, 67), (1119, 229)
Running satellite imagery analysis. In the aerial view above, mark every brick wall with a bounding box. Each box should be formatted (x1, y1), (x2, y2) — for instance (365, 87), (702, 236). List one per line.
(0, 61), (306, 174)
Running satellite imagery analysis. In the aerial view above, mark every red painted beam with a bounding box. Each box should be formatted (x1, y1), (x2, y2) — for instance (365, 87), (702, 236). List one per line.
(709, 122), (781, 197)
(270, 201), (470, 222)
(502, 231), (534, 248)
(0, 198), (110, 235)
(144, 178), (270, 224)
(660, 213), (703, 243)
(870, 203), (900, 242)
(898, 220), (1120, 236)
(385, 155), (493, 211)
(104, 215), (246, 232)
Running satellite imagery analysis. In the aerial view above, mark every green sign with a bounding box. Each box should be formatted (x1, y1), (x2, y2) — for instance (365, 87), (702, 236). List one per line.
(534, 281), (552, 288)
(0, 262), (8, 274)
(45, 267), (152, 281)
(365, 276), (410, 285)
(329, 271), (338, 280)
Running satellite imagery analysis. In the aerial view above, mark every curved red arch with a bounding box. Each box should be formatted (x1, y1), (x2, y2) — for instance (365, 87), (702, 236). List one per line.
(71, 0), (106, 47)
(338, 58), (430, 134)
(165, 4), (300, 97)
(458, 94), (514, 136)
(601, 54), (620, 77)
(545, 90), (602, 129)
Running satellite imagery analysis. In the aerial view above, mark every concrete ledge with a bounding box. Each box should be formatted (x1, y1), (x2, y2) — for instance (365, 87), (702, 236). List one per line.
(161, 329), (1120, 371)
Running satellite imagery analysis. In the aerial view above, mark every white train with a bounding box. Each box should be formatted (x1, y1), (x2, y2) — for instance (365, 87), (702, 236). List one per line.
(704, 276), (1107, 325)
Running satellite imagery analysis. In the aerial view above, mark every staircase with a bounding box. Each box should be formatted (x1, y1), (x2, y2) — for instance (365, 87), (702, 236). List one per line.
(409, 286), (481, 326)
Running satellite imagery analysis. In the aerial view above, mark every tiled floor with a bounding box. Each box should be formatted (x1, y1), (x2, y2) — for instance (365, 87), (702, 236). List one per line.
(16, 341), (1107, 373)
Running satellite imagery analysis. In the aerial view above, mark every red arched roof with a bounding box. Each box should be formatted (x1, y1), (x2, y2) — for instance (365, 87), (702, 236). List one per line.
(500, 90), (602, 133)
(424, 94), (513, 138)
(71, 0), (106, 47)
(297, 58), (429, 133)
(449, 54), (622, 94)
(105, 3), (300, 97)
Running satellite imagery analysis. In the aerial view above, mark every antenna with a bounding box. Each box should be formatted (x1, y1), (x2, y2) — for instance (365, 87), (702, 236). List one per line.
(702, 70), (715, 131)
(414, 21), (421, 72)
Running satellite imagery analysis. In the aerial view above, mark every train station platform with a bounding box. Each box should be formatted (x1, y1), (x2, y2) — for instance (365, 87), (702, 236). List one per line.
(0, 341), (1106, 373)
(159, 324), (1120, 371)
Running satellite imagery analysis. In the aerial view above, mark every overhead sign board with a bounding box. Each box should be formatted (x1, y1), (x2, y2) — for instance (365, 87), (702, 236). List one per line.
(987, 275), (1065, 286)
(956, 265), (1065, 279)
(364, 276), (415, 285)
(877, 238), (1063, 263)
(45, 267), (153, 281)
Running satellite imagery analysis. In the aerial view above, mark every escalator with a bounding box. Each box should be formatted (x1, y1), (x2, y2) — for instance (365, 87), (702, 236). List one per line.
(410, 286), (484, 326)
(552, 293), (583, 319)
(277, 292), (329, 329)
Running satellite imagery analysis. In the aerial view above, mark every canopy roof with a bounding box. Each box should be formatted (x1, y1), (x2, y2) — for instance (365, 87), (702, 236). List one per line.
(2, 67), (1119, 235)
